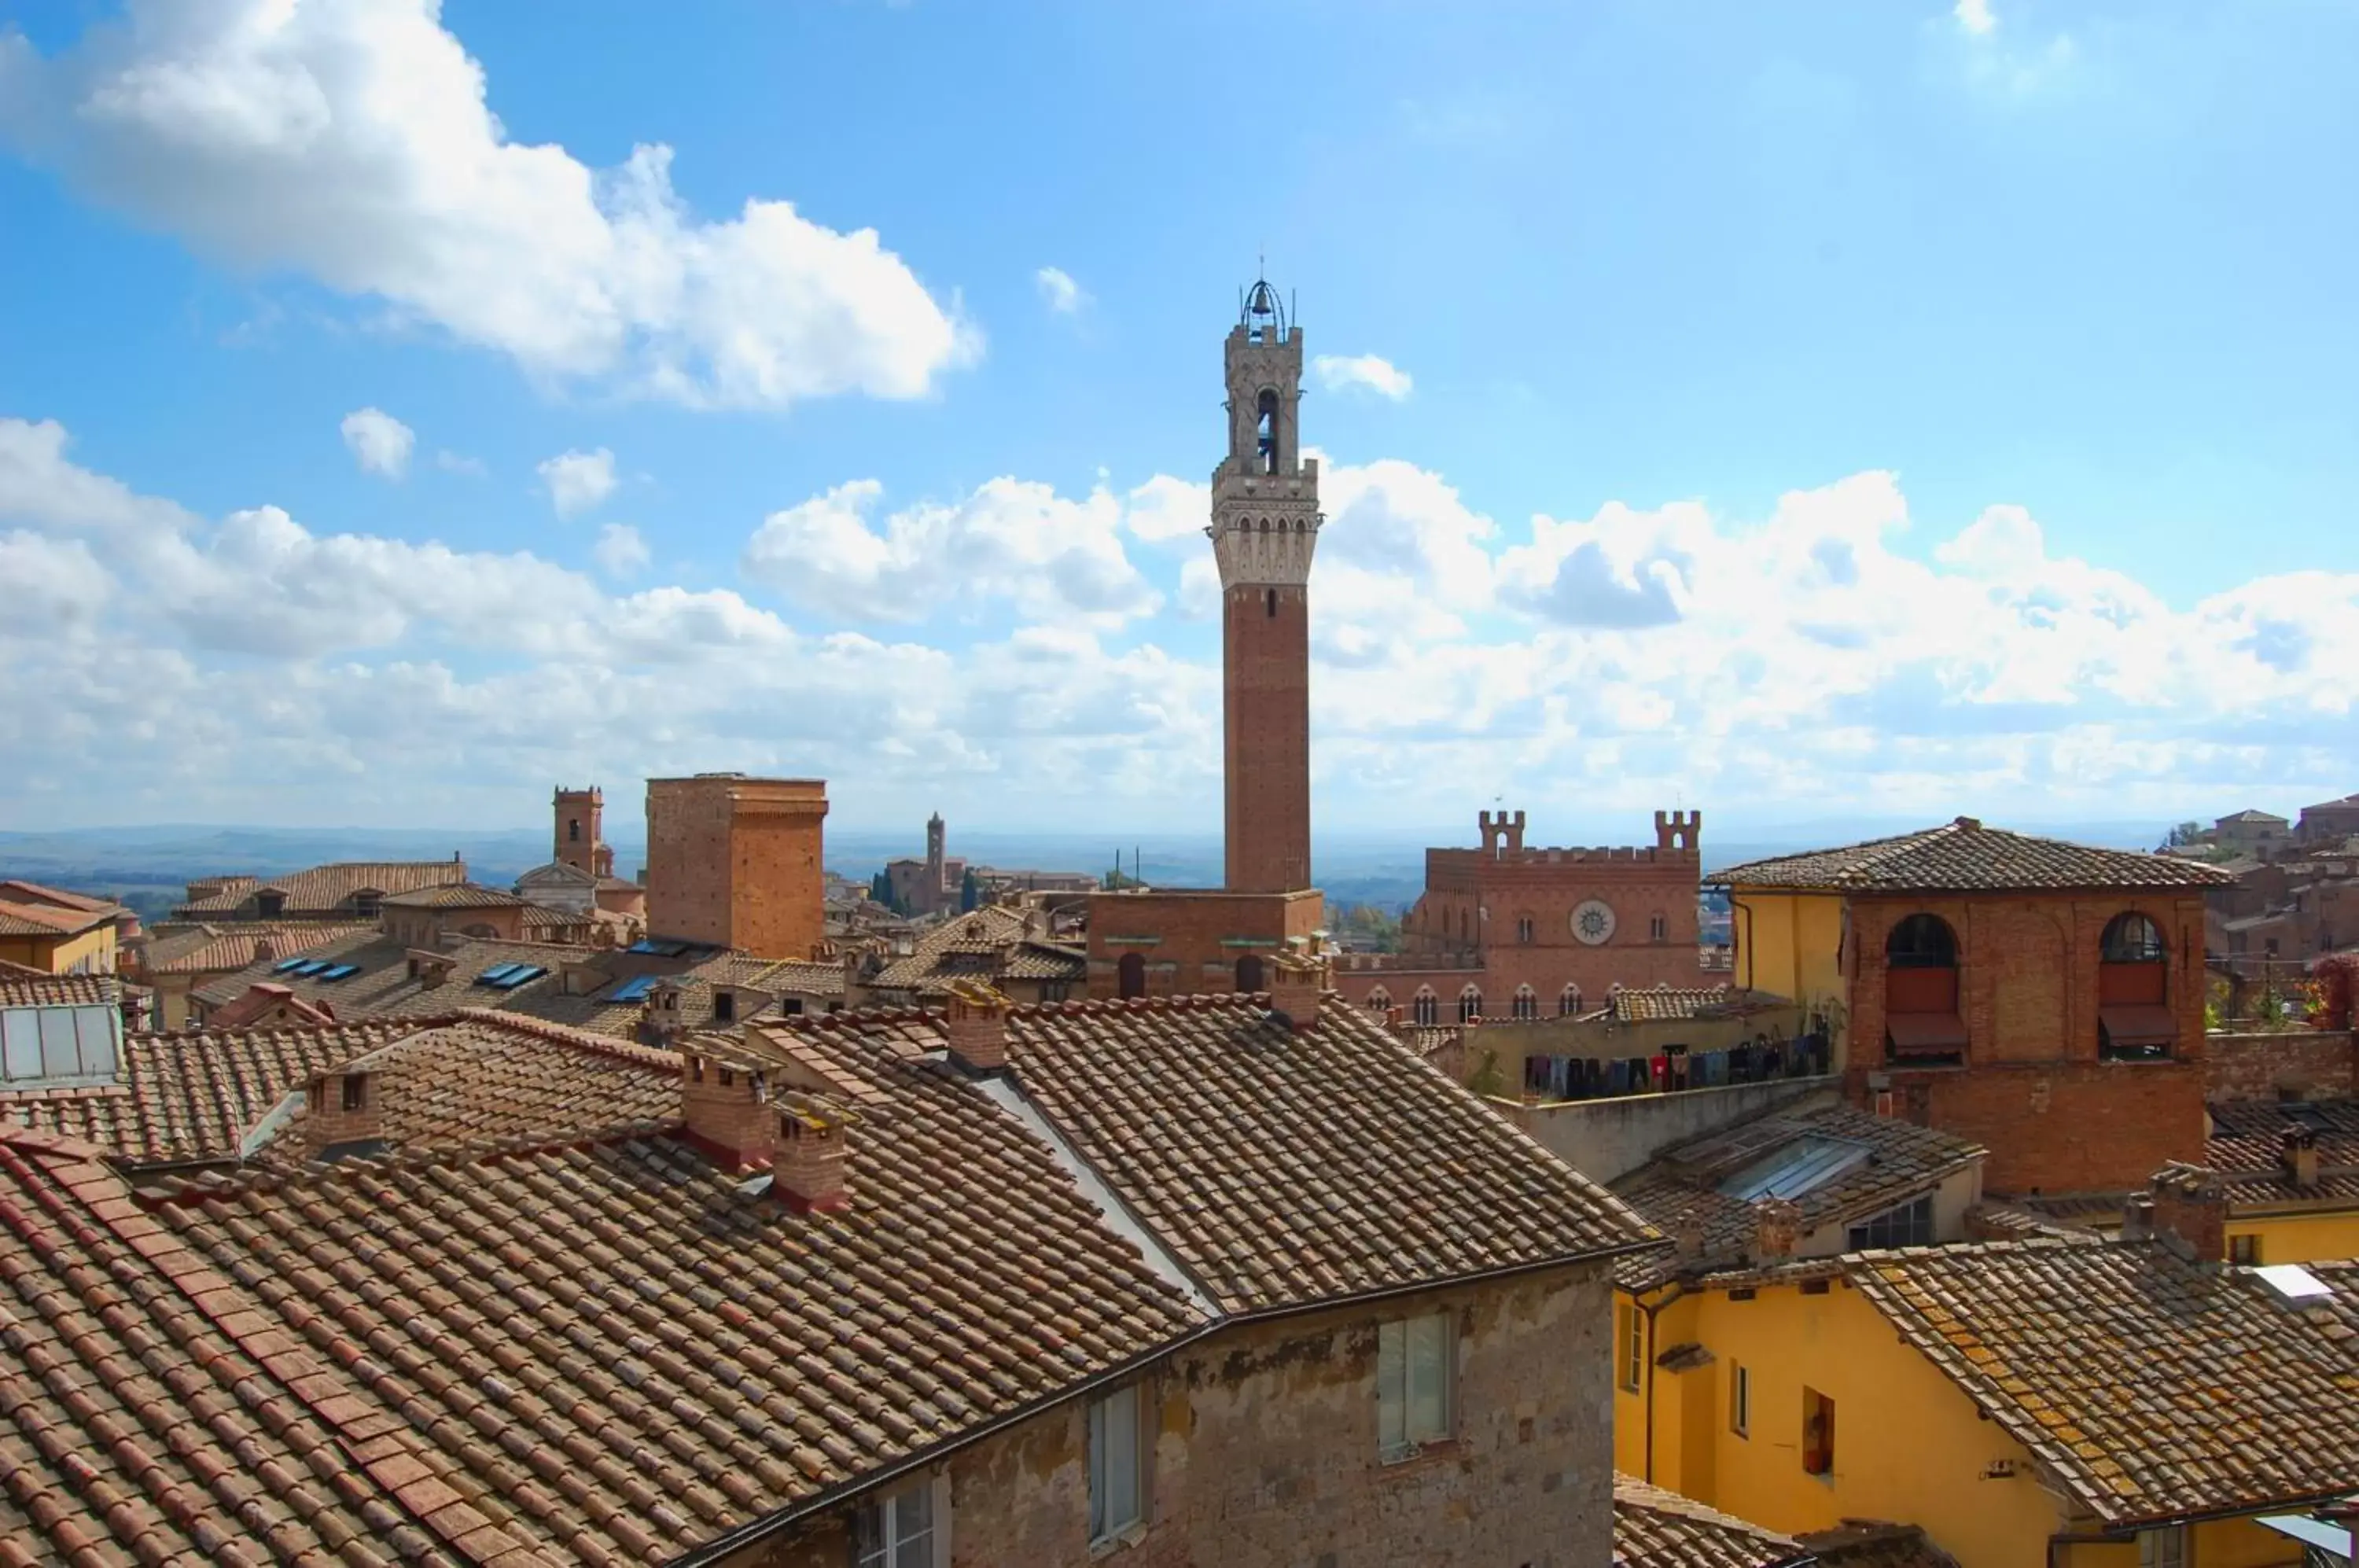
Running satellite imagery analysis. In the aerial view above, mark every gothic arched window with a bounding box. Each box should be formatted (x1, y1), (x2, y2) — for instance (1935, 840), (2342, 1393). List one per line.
(1256, 388), (1279, 474)
(1559, 985), (1583, 1017)
(1413, 988), (1439, 1027)
(1459, 986), (1483, 1024)
(1512, 985), (1539, 1021)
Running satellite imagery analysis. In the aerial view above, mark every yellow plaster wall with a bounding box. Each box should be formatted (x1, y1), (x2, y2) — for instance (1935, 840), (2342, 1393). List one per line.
(1618, 1280), (2062, 1568)
(0, 922), (114, 975)
(2055, 1517), (2304, 1568)
(1728, 892), (1846, 1019)
(2229, 1210), (2359, 1267)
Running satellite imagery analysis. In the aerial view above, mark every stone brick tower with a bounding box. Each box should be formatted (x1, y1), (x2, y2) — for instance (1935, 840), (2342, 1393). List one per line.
(925, 812), (948, 900)
(554, 786), (613, 878)
(645, 775), (828, 957)
(1211, 277), (1320, 894)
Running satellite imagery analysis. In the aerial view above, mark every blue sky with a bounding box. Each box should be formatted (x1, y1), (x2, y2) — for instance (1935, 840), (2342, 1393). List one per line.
(2, 0), (2354, 842)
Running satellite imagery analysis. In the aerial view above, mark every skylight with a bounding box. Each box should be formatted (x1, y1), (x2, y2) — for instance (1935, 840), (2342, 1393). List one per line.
(316, 964), (361, 981)
(271, 956), (311, 974)
(0, 1003), (122, 1088)
(2254, 1263), (2335, 1303)
(489, 965), (547, 990)
(1718, 1136), (1874, 1202)
(477, 963), (525, 985)
(609, 974), (659, 1003)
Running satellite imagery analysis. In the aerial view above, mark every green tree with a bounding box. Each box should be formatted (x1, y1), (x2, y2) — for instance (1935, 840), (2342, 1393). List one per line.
(959, 867), (980, 912)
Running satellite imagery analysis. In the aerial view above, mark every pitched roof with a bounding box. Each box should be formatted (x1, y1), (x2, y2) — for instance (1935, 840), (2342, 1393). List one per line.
(1847, 1237), (2359, 1526)
(0, 1124), (539, 1564)
(1612, 1101), (1987, 1290)
(173, 859), (468, 917)
(0, 896), (116, 937)
(866, 904), (1082, 994)
(0, 970), (119, 1008)
(135, 920), (374, 974)
(1713, 818), (2235, 894)
(1799, 1521), (1965, 1568)
(0, 1017), (408, 1164)
(202, 980), (340, 1031)
(378, 882), (532, 909)
(1606, 985), (1785, 1024)
(2219, 809), (2291, 826)
(783, 992), (1654, 1313)
(2206, 1098), (2359, 1207)
(0, 879), (118, 914)
(1614, 1474), (1812, 1568)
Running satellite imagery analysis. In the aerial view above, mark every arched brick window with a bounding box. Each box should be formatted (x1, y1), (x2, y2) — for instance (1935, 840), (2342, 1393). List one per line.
(1515, 914), (1535, 944)
(1884, 915), (1964, 1063)
(1117, 952), (1147, 999)
(1235, 954), (1265, 993)
(1512, 985), (1539, 1021)
(1459, 985), (1483, 1024)
(2098, 912), (2173, 1060)
(1559, 985), (1583, 1017)
(1413, 988), (1439, 1027)
(1367, 985), (1393, 1015)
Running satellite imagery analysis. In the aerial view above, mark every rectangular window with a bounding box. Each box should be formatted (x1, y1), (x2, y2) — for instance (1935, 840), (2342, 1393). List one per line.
(2229, 1234), (2261, 1265)
(1617, 1301), (1646, 1393)
(1087, 1384), (1145, 1543)
(1802, 1388), (1835, 1477)
(1846, 1194), (1937, 1251)
(1377, 1312), (1455, 1458)
(1730, 1363), (1750, 1437)
(854, 1479), (936, 1568)
(2138, 1526), (2188, 1568)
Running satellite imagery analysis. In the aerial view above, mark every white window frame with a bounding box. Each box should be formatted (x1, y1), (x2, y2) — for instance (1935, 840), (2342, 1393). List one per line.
(2138, 1526), (2188, 1568)
(1730, 1362), (1750, 1437)
(854, 1474), (951, 1568)
(1618, 1301), (1646, 1393)
(1377, 1312), (1456, 1460)
(1087, 1382), (1147, 1544)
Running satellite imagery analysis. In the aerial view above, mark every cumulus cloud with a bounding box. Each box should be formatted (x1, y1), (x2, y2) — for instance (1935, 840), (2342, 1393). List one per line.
(593, 521), (650, 579)
(1124, 474), (1211, 543)
(339, 407), (414, 478)
(539, 448), (616, 518)
(1035, 266), (1087, 315)
(1311, 353), (1414, 401)
(1954, 0), (1997, 36)
(0, 0), (976, 409)
(742, 476), (1163, 628)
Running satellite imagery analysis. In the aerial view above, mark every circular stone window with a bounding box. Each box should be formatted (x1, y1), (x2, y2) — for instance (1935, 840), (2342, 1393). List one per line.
(1570, 899), (1617, 946)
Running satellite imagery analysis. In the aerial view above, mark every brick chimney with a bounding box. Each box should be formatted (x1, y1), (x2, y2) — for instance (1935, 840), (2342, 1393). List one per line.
(2119, 1192), (2157, 1243)
(680, 1046), (774, 1172)
(775, 1096), (850, 1215)
(1269, 946), (1329, 1033)
(1752, 1196), (1803, 1261)
(647, 978), (689, 1043)
(944, 980), (1010, 1074)
(252, 936), (276, 965)
(2146, 1164), (2226, 1263)
(302, 1067), (383, 1159)
(2281, 1124), (2321, 1189)
(1673, 1213), (1708, 1264)
(406, 948), (455, 986)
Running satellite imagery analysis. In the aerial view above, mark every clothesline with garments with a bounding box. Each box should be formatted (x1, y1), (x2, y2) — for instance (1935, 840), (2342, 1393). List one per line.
(1519, 1026), (1833, 1102)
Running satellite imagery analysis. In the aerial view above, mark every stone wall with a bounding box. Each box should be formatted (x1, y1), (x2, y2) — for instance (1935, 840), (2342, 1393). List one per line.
(645, 775), (828, 959)
(2206, 1030), (2357, 1102)
(734, 1264), (1617, 1568)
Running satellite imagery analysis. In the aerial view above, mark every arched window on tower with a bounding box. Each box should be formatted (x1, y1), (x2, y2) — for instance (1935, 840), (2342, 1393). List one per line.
(1367, 985), (1392, 1016)
(1256, 388), (1279, 474)
(568, 819), (581, 843)
(1512, 985), (1539, 1021)
(1117, 951), (1147, 1000)
(2098, 912), (2173, 1061)
(1413, 988), (1439, 1027)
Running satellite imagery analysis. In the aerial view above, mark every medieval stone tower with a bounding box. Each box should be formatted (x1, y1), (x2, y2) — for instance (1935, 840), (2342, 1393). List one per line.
(553, 786), (613, 878)
(1210, 277), (1320, 894)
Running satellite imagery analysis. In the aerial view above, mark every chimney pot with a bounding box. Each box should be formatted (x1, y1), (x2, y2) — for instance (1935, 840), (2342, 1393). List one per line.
(1751, 1196), (1802, 1261)
(1268, 946), (1330, 1033)
(302, 1067), (383, 1159)
(2144, 1163), (2227, 1263)
(680, 1047), (775, 1172)
(2282, 1124), (2321, 1188)
(944, 980), (1011, 1073)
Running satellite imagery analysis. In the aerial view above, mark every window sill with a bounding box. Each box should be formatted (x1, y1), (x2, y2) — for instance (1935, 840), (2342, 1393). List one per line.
(1087, 1521), (1150, 1559)
(1377, 1437), (1464, 1474)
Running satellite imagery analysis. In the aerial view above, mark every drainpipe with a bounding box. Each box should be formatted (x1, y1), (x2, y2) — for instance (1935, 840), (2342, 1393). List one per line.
(1732, 896), (1757, 992)
(1639, 1286), (1679, 1484)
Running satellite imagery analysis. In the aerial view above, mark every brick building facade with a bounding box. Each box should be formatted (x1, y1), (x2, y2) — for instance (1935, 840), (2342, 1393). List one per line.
(1719, 819), (2235, 1196)
(1329, 810), (1708, 1025)
(1087, 888), (1326, 999)
(645, 774), (829, 958)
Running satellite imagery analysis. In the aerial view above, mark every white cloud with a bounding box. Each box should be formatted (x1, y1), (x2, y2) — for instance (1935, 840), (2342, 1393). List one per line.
(1124, 474), (1211, 543)
(435, 449), (486, 477)
(1311, 354), (1414, 401)
(1035, 266), (1087, 315)
(1948, 0), (2076, 96)
(593, 522), (650, 579)
(1954, 0), (1997, 36)
(0, 0), (976, 409)
(539, 448), (616, 518)
(4, 410), (2356, 833)
(338, 407), (414, 479)
(742, 476), (1161, 628)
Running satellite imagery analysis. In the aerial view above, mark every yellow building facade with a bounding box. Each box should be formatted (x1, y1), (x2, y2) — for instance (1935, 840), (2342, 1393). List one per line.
(0, 917), (116, 976)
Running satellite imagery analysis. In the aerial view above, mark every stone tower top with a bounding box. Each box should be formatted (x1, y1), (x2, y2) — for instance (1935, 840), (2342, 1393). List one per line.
(1209, 274), (1322, 591)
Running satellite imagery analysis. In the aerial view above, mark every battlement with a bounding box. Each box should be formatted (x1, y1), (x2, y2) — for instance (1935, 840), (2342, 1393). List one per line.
(1654, 809), (1702, 853)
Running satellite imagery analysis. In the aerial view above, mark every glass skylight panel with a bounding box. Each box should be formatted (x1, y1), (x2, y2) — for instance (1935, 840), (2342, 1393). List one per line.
(609, 974), (658, 1003)
(0, 1004), (121, 1086)
(273, 956), (311, 974)
(491, 965), (547, 989)
(317, 964), (360, 981)
(477, 963), (524, 985)
(1719, 1136), (1875, 1202)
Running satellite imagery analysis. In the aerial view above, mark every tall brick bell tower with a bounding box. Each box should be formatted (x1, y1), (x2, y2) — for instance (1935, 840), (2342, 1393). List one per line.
(1212, 277), (1321, 894)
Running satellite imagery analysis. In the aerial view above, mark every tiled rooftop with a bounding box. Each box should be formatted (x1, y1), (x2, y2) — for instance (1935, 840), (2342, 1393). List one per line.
(175, 859), (470, 918)
(1714, 818), (2236, 894)
(786, 992), (1654, 1312)
(1612, 1100), (1986, 1290)
(190, 931), (677, 1035)
(138, 920), (376, 975)
(1847, 1237), (2359, 1526)
(1603, 985), (1784, 1024)
(380, 882), (534, 909)
(1613, 1473), (1811, 1567)
(0, 970), (120, 1008)
(0, 898), (115, 937)
(1798, 1521), (1965, 1568)
(866, 904), (1084, 995)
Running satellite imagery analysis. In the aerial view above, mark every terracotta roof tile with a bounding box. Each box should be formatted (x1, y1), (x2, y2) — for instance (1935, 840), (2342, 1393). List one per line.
(1612, 1101), (1987, 1290)
(0, 971), (119, 1008)
(379, 883), (533, 910)
(1798, 1520), (1965, 1568)
(1846, 1238), (2359, 1525)
(1614, 1473), (1812, 1568)
(1607, 985), (1783, 1024)
(0, 899), (113, 937)
(175, 860), (469, 918)
(136, 922), (374, 975)
(1715, 819), (2234, 893)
